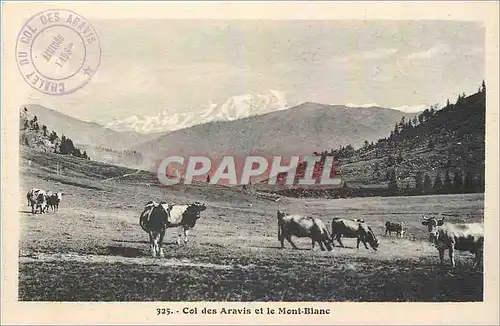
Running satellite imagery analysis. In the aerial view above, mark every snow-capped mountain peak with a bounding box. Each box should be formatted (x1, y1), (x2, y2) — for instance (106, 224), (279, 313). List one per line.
(105, 90), (290, 134)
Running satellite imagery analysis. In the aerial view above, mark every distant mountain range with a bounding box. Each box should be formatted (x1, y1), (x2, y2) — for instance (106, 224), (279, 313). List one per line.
(22, 100), (419, 171)
(103, 90), (426, 134)
(105, 90), (291, 134)
(131, 102), (417, 170)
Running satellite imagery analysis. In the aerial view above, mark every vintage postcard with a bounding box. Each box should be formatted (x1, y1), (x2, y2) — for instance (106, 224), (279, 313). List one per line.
(1, 1), (499, 325)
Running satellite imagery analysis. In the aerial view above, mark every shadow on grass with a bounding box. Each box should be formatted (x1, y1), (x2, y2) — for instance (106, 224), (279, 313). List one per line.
(112, 239), (149, 245)
(332, 245), (356, 249)
(253, 245), (312, 251)
(106, 246), (144, 258)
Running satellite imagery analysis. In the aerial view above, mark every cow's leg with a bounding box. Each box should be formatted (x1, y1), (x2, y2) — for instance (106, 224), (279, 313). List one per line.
(438, 248), (445, 265)
(279, 232), (285, 249)
(158, 229), (166, 258)
(385, 229), (388, 237)
(357, 237), (369, 250)
(176, 227), (182, 246)
(318, 239), (326, 251)
(448, 247), (456, 268)
(148, 232), (156, 258)
(361, 236), (370, 249)
(324, 239), (333, 251)
(336, 235), (345, 248)
(154, 232), (162, 258)
(473, 247), (483, 269)
(183, 228), (189, 244)
(285, 235), (298, 249)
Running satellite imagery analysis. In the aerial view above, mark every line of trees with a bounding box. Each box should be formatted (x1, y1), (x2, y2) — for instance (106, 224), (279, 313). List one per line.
(386, 169), (485, 196)
(20, 107), (90, 160)
(59, 135), (89, 159)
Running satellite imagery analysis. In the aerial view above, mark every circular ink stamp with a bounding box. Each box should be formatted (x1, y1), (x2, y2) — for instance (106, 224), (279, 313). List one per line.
(15, 9), (101, 95)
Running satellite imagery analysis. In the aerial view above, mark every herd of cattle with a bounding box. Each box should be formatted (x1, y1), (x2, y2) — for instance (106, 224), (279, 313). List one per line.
(26, 188), (64, 214)
(25, 187), (484, 270)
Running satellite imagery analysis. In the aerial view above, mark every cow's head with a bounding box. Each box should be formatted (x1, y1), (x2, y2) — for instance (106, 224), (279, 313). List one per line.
(277, 210), (287, 220)
(180, 202), (206, 228)
(366, 226), (379, 250)
(159, 201), (173, 215)
(56, 192), (64, 201)
(187, 202), (207, 218)
(421, 215), (445, 242)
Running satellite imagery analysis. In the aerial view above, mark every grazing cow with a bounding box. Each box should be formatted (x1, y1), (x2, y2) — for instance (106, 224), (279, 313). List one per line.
(46, 192), (63, 212)
(276, 210), (333, 251)
(331, 218), (379, 250)
(385, 221), (405, 237)
(139, 201), (207, 258)
(26, 188), (47, 214)
(421, 215), (484, 269)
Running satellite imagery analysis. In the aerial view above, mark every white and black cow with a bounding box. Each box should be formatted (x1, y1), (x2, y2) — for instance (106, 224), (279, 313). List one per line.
(26, 188), (48, 214)
(139, 201), (207, 258)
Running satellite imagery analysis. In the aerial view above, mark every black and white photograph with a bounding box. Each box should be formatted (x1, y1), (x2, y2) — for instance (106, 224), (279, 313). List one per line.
(2, 1), (499, 325)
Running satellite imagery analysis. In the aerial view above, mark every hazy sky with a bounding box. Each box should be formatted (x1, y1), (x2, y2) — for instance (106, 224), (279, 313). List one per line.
(26, 19), (485, 124)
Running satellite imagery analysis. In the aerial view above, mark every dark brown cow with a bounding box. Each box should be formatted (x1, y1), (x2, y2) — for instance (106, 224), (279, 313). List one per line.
(277, 210), (333, 251)
(46, 192), (64, 212)
(421, 215), (484, 269)
(331, 218), (379, 250)
(385, 221), (405, 237)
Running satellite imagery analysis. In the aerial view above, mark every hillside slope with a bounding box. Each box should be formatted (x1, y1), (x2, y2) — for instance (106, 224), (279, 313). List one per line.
(132, 102), (415, 168)
(339, 90), (485, 190)
(23, 104), (162, 150)
(20, 107), (90, 160)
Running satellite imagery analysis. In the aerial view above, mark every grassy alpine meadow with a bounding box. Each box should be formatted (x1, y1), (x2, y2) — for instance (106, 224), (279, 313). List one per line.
(18, 148), (484, 302)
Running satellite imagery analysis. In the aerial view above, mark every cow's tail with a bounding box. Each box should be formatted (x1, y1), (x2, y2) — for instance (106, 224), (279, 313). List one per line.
(322, 225), (334, 250)
(324, 226), (333, 244)
(277, 212), (284, 241)
(330, 220), (337, 242)
(277, 220), (281, 241)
